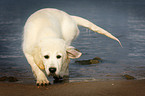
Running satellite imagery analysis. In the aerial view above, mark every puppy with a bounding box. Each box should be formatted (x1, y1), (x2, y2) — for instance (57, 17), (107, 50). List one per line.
(22, 8), (122, 85)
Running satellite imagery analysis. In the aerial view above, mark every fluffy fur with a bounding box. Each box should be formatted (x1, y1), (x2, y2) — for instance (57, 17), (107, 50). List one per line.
(22, 8), (121, 85)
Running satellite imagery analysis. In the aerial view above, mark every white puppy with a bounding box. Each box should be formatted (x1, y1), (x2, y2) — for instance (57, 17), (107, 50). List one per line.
(22, 8), (122, 85)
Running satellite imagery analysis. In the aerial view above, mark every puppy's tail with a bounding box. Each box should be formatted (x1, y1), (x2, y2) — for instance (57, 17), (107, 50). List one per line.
(71, 16), (122, 47)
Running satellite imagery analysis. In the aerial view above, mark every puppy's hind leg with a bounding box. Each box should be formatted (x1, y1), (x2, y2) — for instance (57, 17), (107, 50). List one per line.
(24, 53), (50, 86)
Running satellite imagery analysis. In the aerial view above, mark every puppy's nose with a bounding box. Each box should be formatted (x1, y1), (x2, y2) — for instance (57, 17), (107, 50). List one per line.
(49, 67), (56, 73)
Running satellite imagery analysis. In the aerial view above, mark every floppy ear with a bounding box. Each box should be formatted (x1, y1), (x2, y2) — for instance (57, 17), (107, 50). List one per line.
(66, 46), (82, 59)
(32, 47), (45, 70)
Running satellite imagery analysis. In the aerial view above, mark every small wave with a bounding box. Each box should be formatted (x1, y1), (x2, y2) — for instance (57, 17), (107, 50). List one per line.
(128, 53), (145, 57)
(69, 77), (97, 83)
(0, 55), (23, 58)
(0, 19), (21, 25)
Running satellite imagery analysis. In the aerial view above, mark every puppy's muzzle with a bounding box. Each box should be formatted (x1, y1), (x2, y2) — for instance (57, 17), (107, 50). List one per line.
(49, 67), (57, 73)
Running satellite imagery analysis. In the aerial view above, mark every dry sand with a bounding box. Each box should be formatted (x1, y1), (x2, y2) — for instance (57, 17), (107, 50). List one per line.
(0, 80), (145, 96)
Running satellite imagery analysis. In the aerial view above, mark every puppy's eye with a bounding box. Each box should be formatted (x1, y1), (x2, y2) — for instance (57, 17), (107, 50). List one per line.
(44, 55), (49, 59)
(56, 55), (61, 59)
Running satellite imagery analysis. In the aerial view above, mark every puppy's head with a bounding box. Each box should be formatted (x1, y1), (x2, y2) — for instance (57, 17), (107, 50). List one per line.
(33, 38), (82, 77)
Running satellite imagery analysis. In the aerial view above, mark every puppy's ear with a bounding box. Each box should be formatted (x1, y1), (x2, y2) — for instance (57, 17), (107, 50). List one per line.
(32, 47), (45, 70)
(66, 46), (82, 59)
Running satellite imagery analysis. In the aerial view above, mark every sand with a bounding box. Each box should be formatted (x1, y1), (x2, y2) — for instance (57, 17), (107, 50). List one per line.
(0, 80), (145, 96)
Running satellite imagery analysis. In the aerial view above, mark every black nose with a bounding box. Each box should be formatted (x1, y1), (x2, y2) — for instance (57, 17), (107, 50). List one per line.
(49, 67), (56, 73)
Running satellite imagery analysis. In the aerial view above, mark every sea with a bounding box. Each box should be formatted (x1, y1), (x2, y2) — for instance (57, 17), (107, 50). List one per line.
(0, 0), (145, 84)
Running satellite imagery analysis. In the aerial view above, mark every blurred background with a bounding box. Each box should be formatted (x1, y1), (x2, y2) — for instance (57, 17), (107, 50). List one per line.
(0, 0), (145, 84)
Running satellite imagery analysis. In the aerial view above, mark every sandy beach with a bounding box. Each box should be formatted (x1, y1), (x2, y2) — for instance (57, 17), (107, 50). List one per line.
(0, 80), (145, 96)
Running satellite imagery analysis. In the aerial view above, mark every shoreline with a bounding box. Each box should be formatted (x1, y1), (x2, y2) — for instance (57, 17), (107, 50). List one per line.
(0, 79), (145, 96)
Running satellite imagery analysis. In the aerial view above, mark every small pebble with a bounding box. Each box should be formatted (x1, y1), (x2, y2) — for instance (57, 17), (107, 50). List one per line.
(0, 76), (18, 82)
(8, 77), (18, 82)
(123, 74), (136, 80)
(0, 76), (8, 81)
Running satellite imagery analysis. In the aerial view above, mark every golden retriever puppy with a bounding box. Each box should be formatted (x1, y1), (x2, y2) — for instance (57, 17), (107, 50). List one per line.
(22, 8), (122, 85)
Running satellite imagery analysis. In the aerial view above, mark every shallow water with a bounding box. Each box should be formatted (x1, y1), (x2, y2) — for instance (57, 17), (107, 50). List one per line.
(0, 0), (145, 84)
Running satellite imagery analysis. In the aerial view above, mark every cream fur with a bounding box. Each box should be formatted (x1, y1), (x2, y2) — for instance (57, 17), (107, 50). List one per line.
(22, 8), (121, 85)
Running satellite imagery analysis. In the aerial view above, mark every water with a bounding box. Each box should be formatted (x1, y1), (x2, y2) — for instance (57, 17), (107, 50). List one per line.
(0, 0), (145, 84)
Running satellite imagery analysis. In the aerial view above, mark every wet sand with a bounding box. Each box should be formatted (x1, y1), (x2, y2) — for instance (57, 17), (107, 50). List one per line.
(0, 80), (145, 96)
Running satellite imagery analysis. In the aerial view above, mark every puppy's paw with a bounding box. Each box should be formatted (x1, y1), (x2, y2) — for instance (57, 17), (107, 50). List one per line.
(36, 78), (50, 86)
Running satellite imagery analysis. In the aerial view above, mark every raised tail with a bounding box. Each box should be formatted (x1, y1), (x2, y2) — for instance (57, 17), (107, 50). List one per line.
(71, 16), (122, 47)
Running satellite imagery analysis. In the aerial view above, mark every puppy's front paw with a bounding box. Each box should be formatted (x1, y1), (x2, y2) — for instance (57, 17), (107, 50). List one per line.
(36, 78), (50, 86)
